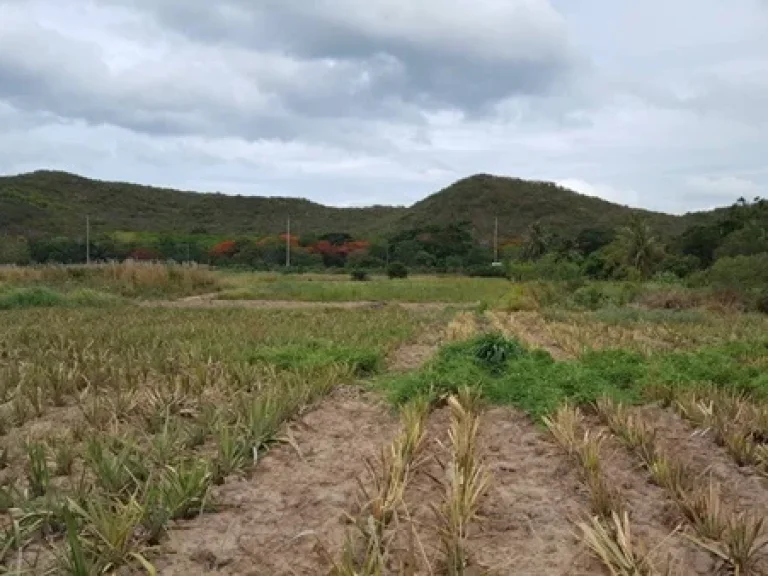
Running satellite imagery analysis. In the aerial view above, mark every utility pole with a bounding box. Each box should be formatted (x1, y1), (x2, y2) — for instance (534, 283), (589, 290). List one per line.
(492, 217), (501, 266)
(285, 216), (291, 267)
(86, 215), (90, 265)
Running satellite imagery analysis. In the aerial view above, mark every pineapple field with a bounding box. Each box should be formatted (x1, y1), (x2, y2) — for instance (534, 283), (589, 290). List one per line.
(1, 265), (768, 575)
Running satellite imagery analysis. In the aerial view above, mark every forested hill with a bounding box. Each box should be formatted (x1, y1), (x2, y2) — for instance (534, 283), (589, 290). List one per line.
(400, 174), (695, 239)
(1, 170), (712, 240)
(0, 171), (405, 239)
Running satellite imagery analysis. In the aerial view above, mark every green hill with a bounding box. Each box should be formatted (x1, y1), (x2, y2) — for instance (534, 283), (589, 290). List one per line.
(0, 171), (405, 239)
(402, 174), (696, 240)
(0, 170), (717, 241)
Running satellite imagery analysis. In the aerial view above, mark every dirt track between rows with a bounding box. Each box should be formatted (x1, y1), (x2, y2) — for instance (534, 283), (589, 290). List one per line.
(141, 294), (476, 311)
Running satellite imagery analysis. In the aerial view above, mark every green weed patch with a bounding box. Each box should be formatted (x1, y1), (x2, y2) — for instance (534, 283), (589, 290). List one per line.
(0, 286), (123, 310)
(248, 342), (382, 376)
(378, 333), (768, 420)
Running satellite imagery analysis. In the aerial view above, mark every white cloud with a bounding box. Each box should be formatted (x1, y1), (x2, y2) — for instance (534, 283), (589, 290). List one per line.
(555, 179), (641, 208)
(683, 176), (762, 210)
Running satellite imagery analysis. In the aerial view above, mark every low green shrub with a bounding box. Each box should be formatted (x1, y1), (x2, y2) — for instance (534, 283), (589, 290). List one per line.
(350, 269), (370, 282)
(248, 342), (382, 376)
(571, 285), (608, 310)
(387, 262), (409, 279)
(704, 254), (768, 291)
(0, 287), (66, 309)
(471, 333), (527, 373)
(507, 254), (583, 282)
(467, 265), (508, 279)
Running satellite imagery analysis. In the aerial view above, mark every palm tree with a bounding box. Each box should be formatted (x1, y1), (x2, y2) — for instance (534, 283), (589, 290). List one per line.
(616, 215), (662, 279)
(522, 222), (550, 260)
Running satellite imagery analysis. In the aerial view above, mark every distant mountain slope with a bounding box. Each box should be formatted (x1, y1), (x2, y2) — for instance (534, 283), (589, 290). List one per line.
(0, 170), (716, 240)
(0, 171), (405, 238)
(400, 174), (689, 240)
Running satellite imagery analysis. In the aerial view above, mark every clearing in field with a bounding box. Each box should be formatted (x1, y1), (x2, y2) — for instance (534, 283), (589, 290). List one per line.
(2, 271), (768, 575)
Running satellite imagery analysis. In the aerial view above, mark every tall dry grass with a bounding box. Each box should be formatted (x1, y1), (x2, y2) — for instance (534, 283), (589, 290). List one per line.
(0, 261), (221, 298)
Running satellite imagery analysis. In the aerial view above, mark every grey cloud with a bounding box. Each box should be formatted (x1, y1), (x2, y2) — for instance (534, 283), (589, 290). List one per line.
(0, 0), (578, 149)
(1, 0), (767, 215)
(0, 9), (430, 145)
(105, 0), (576, 111)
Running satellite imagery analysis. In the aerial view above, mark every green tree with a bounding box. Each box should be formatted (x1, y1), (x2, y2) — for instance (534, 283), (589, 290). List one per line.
(575, 227), (615, 256)
(677, 225), (722, 267)
(616, 215), (663, 279)
(522, 222), (550, 260)
(0, 235), (31, 265)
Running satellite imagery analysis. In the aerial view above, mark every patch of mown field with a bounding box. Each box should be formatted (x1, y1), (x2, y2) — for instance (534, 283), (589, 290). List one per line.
(0, 306), (433, 573)
(216, 273), (514, 304)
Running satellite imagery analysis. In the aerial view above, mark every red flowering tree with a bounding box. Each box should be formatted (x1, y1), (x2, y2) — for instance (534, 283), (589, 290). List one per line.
(209, 240), (238, 258)
(279, 234), (300, 246)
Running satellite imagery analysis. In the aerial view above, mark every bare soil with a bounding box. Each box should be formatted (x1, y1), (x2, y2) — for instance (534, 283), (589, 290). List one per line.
(387, 343), (439, 373)
(466, 407), (602, 575)
(149, 400), (615, 574)
(151, 387), (399, 575)
(590, 422), (716, 575)
(639, 406), (768, 514)
(364, 406), (452, 574)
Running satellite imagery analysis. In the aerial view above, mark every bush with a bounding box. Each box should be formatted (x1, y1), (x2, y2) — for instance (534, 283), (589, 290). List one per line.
(757, 293), (768, 315)
(0, 287), (66, 309)
(387, 262), (409, 279)
(571, 284), (608, 310)
(507, 254), (582, 282)
(472, 333), (527, 374)
(467, 265), (509, 279)
(634, 288), (701, 310)
(346, 253), (385, 269)
(350, 269), (370, 282)
(656, 253), (701, 278)
(705, 254), (768, 291)
(498, 290), (538, 312)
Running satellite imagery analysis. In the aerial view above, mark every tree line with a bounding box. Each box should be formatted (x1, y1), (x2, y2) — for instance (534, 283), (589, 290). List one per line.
(1, 197), (766, 288)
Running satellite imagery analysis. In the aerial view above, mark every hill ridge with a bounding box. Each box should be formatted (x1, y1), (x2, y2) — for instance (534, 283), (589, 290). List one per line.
(0, 169), (713, 240)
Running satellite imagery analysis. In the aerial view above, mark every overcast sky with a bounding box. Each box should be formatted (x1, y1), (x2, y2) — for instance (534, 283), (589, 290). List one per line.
(1, 0), (766, 213)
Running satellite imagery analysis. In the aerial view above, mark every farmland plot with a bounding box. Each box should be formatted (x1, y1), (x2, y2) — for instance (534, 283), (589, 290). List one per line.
(2, 298), (768, 574)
